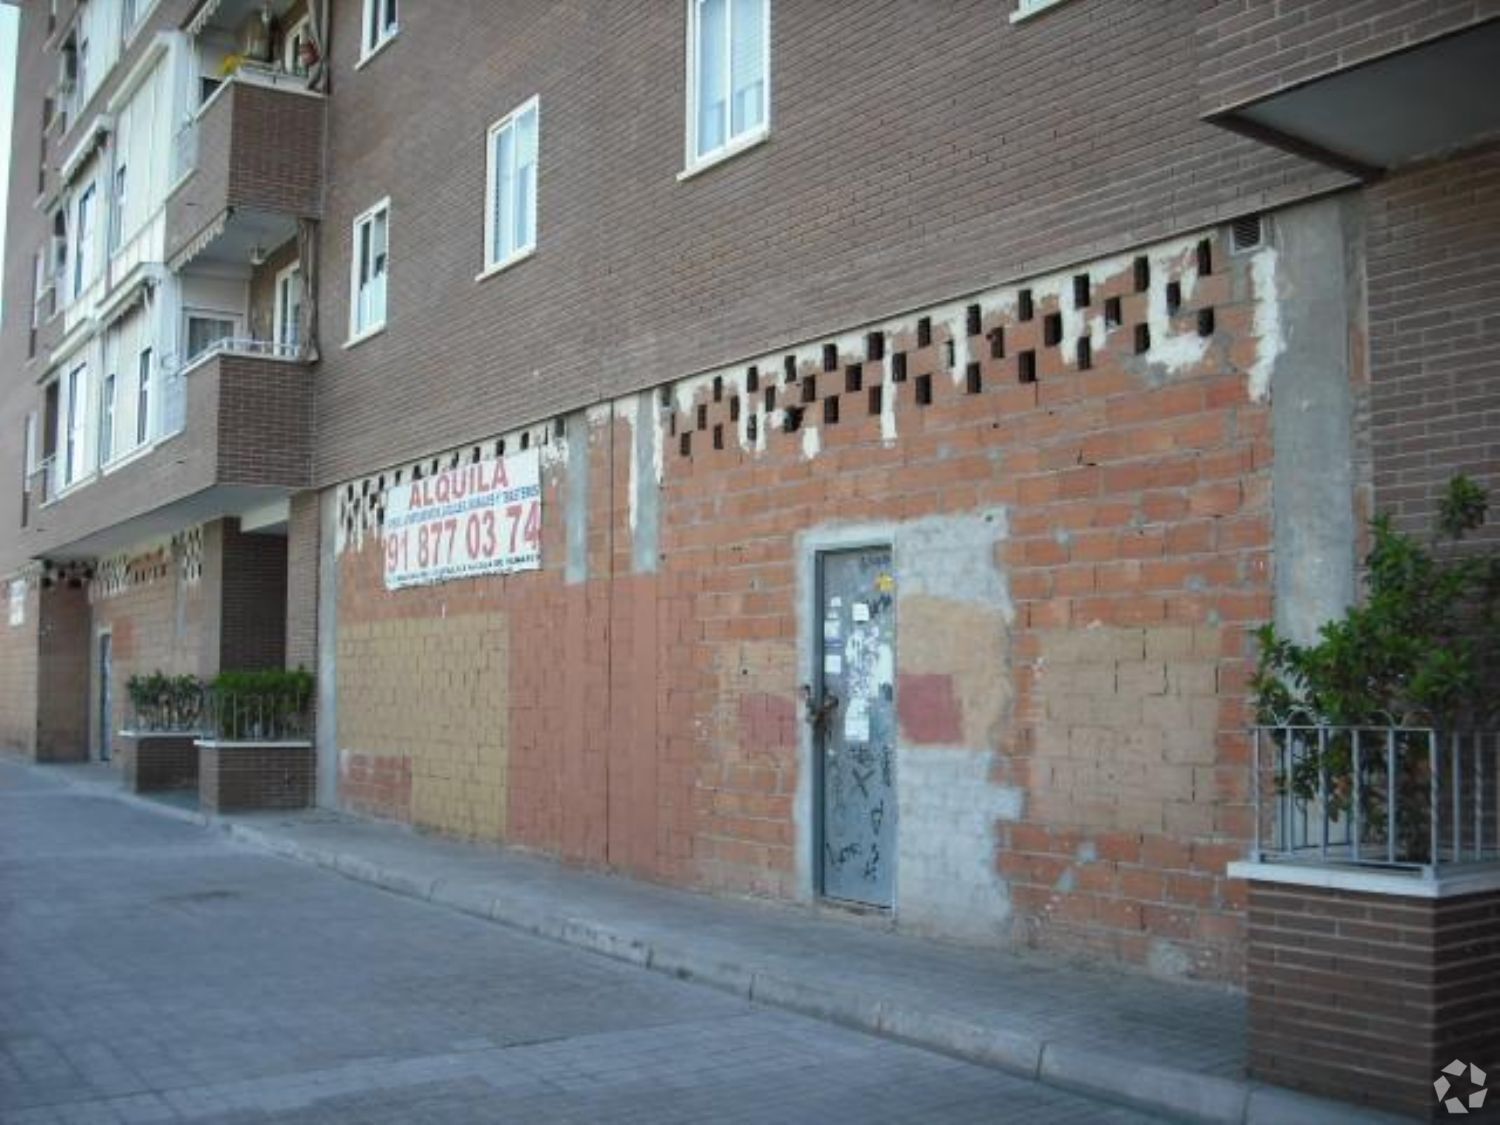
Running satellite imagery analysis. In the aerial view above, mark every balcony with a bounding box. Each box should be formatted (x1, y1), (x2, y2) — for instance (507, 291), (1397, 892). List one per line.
(1199, 7), (1500, 177)
(25, 344), (311, 560)
(165, 71), (324, 271)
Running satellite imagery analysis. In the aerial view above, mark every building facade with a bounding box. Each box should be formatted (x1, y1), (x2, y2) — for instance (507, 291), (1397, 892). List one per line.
(2, 0), (1498, 1108)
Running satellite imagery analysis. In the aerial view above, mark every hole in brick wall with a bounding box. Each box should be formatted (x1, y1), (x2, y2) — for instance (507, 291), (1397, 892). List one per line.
(361, 479), (371, 496)
(1197, 307), (1215, 336)
(729, 395), (741, 421)
(680, 432), (692, 457)
(783, 405), (804, 433)
(915, 373), (932, 405)
(1166, 281), (1182, 315)
(1105, 296), (1122, 328)
(451, 452), (460, 467)
(990, 327), (1005, 359)
(846, 363), (863, 392)
(965, 362), (982, 394)
(520, 433), (531, 450)
(471, 447), (481, 463)
(1018, 289), (1034, 321)
(1134, 323), (1151, 354)
(784, 355), (797, 382)
(802, 375), (817, 403)
(823, 395), (840, 424)
(892, 352), (908, 382)
(746, 365), (759, 393)
(713, 375), (723, 402)
(713, 424), (724, 450)
(944, 339), (955, 368)
(497, 440), (506, 456)
(765, 385), (777, 411)
(1044, 312), (1063, 347)
(868, 384), (883, 415)
(1134, 256), (1150, 292)
(866, 331), (885, 361)
(747, 414), (759, 442)
(1197, 238), (1213, 276)
(917, 316), (932, 347)
(1074, 274), (1091, 308)
(697, 404), (709, 431)
(1018, 350), (1036, 383)
(659, 386), (671, 407)
(1077, 337), (1092, 370)
(823, 343), (838, 372)
(966, 304), (982, 337)
(554, 418), (566, 439)
(669, 412), (677, 436)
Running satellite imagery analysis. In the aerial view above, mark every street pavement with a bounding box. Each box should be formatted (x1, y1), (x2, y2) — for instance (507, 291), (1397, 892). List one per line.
(0, 760), (1157, 1124)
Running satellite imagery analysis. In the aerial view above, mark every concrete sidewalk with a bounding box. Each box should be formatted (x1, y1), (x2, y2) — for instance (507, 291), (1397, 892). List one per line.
(29, 757), (1397, 1124)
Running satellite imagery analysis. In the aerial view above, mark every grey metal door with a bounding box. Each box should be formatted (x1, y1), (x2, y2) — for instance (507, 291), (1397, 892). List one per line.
(816, 547), (897, 907)
(97, 632), (113, 762)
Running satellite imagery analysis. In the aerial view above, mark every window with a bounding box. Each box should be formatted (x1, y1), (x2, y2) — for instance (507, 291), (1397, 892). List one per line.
(136, 348), (152, 445)
(350, 200), (389, 340)
(99, 372), (116, 464)
(108, 164), (126, 254)
(63, 363), (87, 487)
(284, 14), (312, 75)
(274, 262), (303, 352)
(186, 314), (235, 360)
(361, 0), (398, 60)
(484, 98), (538, 274)
(686, 0), (768, 169)
(73, 184), (96, 297)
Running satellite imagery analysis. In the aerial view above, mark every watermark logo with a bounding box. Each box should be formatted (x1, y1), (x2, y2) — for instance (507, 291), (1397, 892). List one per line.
(1435, 1059), (1488, 1115)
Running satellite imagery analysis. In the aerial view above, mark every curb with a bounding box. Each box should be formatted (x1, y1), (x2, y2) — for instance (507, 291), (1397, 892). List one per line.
(32, 764), (1405, 1125)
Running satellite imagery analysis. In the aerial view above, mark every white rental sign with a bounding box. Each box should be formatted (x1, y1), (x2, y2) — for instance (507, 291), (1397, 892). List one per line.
(382, 448), (541, 589)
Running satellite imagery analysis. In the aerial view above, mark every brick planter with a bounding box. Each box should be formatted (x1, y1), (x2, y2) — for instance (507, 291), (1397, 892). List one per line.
(117, 732), (201, 792)
(1232, 863), (1500, 1119)
(196, 740), (315, 813)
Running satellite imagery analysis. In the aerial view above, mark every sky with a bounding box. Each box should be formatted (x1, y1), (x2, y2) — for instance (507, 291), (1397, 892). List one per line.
(0, 5), (17, 306)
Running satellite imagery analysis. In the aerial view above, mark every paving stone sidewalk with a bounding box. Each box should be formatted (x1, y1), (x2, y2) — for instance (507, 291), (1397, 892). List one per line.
(30, 757), (1399, 1124)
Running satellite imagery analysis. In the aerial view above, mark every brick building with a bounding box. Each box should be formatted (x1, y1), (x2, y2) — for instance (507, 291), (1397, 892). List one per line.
(2, 1), (1497, 1114)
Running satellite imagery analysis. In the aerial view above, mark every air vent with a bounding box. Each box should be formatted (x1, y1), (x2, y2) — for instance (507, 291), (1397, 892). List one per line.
(1232, 214), (1264, 254)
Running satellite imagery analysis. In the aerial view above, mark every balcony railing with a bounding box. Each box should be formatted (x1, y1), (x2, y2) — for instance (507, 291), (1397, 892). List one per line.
(181, 337), (301, 376)
(1252, 725), (1500, 877)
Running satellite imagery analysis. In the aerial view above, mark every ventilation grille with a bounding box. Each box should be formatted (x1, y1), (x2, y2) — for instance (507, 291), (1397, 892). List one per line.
(1231, 214), (1264, 253)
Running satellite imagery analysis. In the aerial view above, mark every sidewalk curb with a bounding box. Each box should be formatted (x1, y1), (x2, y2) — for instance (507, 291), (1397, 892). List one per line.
(36, 764), (1405, 1125)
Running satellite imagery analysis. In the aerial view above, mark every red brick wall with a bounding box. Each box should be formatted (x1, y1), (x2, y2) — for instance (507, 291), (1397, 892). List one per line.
(218, 520), (288, 671)
(333, 224), (1274, 977)
(285, 491), (320, 671)
(36, 571), (91, 762)
(1365, 142), (1500, 549)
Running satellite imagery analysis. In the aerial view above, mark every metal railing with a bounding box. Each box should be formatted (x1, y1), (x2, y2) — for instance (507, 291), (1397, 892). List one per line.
(182, 337), (302, 374)
(1252, 725), (1500, 877)
(204, 691), (314, 742)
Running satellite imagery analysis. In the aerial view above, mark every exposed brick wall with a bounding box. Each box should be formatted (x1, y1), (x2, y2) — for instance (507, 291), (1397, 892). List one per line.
(332, 223), (1274, 978)
(218, 520), (288, 671)
(1198, 1), (1500, 115)
(1365, 142), (1500, 549)
(285, 491), (320, 671)
(1246, 880), (1500, 1119)
(312, 0), (1344, 487)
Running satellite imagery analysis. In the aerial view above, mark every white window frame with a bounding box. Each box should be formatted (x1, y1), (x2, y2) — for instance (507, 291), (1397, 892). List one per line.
(72, 182), (96, 299)
(108, 162), (126, 255)
(274, 260), (303, 353)
(481, 96), (539, 280)
(358, 0), (399, 66)
(682, 0), (771, 178)
(62, 362), (89, 489)
(347, 198), (390, 346)
(135, 347), (152, 446)
(283, 13), (312, 75)
(1010, 0), (1074, 23)
(99, 370), (116, 466)
(183, 310), (240, 363)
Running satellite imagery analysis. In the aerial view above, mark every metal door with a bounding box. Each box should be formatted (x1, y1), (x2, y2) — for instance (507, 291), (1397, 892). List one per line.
(816, 547), (897, 907)
(97, 632), (113, 762)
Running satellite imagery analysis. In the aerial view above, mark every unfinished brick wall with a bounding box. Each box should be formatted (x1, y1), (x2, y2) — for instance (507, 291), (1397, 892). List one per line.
(332, 222), (1276, 979)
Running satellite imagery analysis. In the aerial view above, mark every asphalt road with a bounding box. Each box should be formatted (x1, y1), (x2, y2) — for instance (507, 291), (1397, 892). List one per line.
(0, 760), (1156, 1124)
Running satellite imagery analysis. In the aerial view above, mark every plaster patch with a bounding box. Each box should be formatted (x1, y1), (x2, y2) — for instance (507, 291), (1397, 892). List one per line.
(1248, 245), (1282, 402)
(801, 426), (821, 460)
